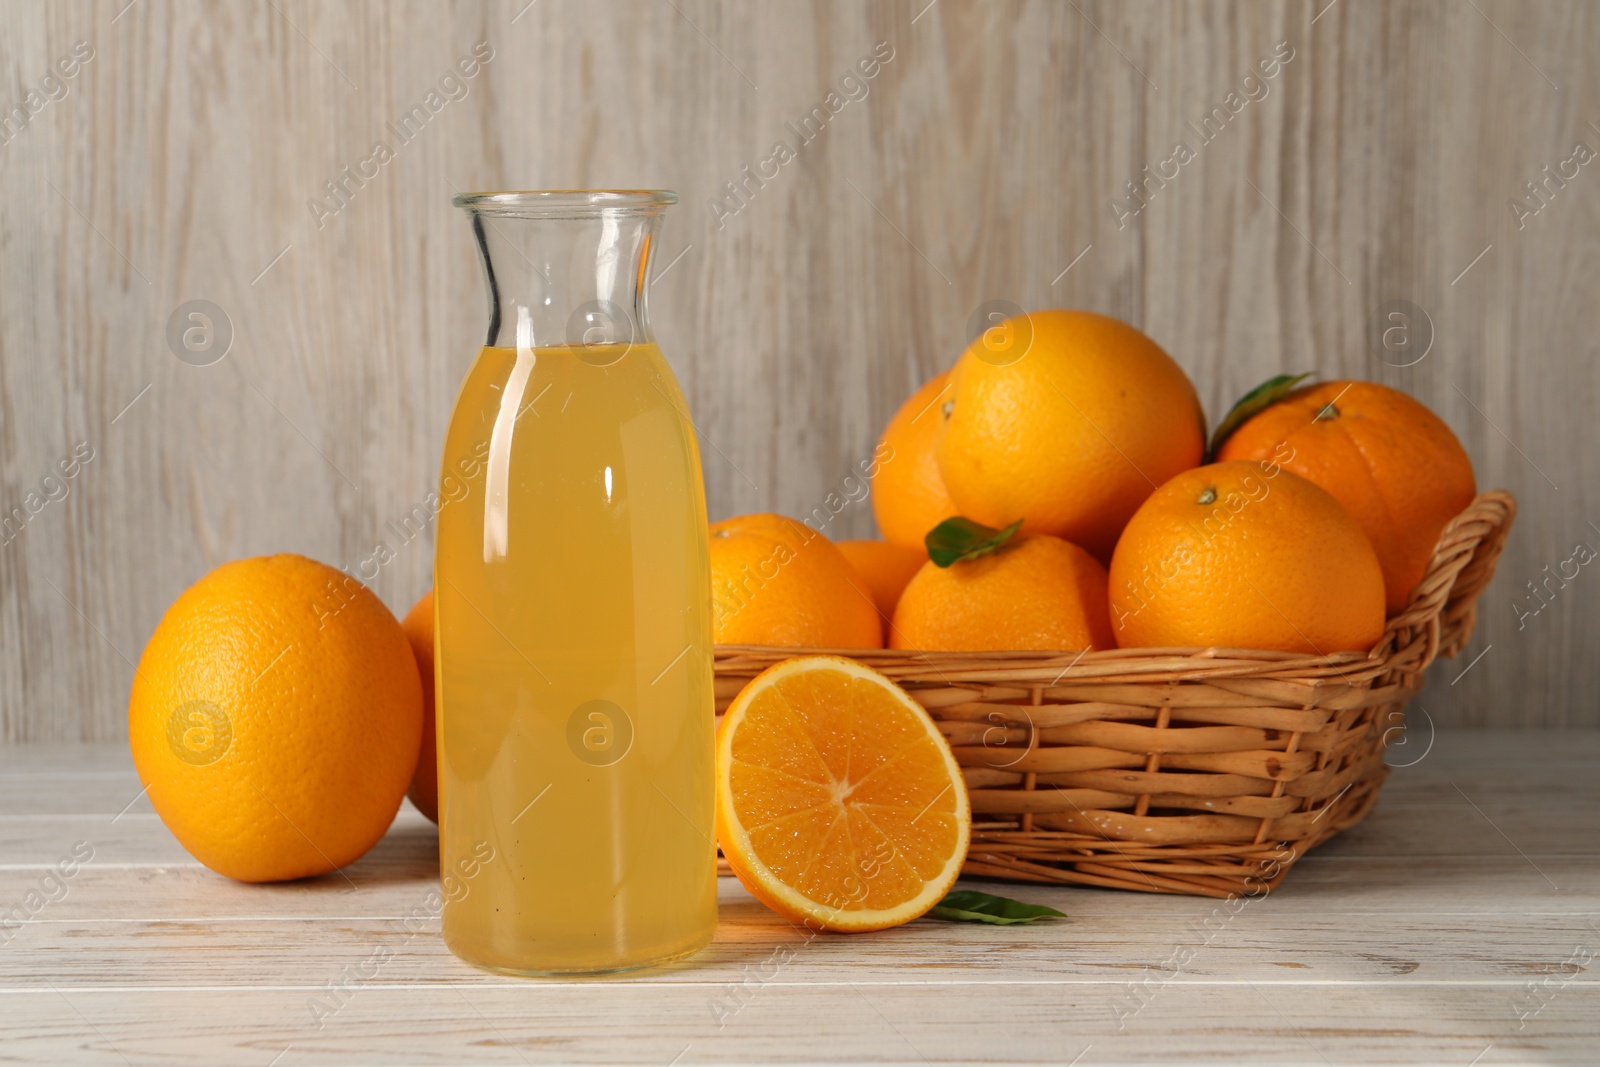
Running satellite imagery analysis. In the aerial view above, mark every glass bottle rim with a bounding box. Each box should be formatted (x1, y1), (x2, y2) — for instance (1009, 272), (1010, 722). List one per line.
(452, 189), (677, 218)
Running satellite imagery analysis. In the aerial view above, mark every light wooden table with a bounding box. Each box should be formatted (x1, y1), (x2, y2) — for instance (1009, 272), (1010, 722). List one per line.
(2, 731), (1595, 1065)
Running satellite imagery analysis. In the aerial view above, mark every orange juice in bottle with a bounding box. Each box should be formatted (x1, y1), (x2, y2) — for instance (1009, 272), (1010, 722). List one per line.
(435, 191), (716, 974)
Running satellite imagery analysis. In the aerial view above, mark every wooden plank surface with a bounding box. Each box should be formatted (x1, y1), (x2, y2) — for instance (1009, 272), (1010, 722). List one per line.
(0, 730), (1595, 1063)
(0, 0), (1596, 738)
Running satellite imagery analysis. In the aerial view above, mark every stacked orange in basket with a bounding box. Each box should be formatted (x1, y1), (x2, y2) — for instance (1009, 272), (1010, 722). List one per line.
(710, 308), (1514, 915)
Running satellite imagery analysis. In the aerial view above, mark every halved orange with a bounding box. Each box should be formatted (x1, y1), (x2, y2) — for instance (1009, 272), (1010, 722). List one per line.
(715, 655), (971, 932)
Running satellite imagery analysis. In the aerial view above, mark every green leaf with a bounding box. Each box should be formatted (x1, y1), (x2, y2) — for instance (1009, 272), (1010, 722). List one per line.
(925, 517), (1024, 568)
(925, 889), (1066, 925)
(1205, 372), (1315, 462)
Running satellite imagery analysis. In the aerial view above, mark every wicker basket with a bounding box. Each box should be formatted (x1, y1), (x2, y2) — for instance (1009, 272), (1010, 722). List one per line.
(713, 491), (1515, 899)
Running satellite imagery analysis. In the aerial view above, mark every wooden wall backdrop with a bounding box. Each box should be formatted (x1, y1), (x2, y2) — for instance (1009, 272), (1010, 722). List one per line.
(0, 0), (1595, 740)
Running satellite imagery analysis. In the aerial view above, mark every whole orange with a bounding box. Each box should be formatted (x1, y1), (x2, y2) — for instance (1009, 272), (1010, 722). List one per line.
(936, 310), (1205, 560)
(709, 514), (882, 648)
(129, 555), (423, 882)
(400, 590), (438, 824)
(835, 539), (928, 641)
(1108, 462), (1386, 653)
(1216, 381), (1476, 613)
(891, 534), (1115, 652)
(871, 372), (960, 550)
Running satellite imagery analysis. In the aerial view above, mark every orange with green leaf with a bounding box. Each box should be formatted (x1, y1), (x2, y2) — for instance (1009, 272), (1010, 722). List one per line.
(1214, 379), (1476, 613)
(890, 518), (1115, 652)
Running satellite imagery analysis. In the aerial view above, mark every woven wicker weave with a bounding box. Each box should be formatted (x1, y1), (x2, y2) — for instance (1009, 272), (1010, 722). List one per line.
(713, 491), (1515, 899)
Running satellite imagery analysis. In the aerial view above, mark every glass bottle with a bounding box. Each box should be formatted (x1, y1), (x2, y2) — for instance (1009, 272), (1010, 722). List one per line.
(435, 190), (716, 974)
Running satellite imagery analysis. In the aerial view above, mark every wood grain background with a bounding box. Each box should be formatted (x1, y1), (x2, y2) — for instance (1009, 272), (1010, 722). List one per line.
(0, 0), (1595, 740)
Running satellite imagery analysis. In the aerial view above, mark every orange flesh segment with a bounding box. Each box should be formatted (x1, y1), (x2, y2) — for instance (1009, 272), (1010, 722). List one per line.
(722, 658), (968, 927)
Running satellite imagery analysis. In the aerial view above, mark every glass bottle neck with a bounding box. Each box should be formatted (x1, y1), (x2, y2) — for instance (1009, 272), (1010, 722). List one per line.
(456, 192), (674, 351)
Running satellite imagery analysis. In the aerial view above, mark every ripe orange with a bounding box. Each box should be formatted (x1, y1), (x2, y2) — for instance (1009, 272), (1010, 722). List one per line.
(129, 555), (423, 882)
(891, 534), (1115, 652)
(835, 539), (927, 640)
(871, 372), (960, 550)
(715, 655), (970, 932)
(400, 590), (438, 824)
(1108, 462), (1386, 653)
(936, 310), (1205, 560)
(1216, 381), (1477, 613)
(709, 513), (882, 648)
